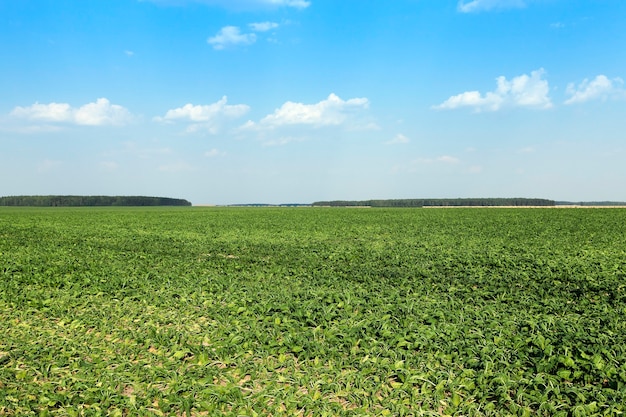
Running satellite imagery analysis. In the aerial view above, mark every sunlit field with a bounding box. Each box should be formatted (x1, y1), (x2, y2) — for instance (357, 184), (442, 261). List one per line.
(1, 207), (625, 416)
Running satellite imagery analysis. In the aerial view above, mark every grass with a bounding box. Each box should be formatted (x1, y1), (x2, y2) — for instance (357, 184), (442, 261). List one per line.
(1, 207), (626, 416)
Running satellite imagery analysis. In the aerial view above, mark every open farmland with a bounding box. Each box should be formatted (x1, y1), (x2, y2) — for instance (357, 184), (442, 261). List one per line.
(1, 207), (626, 416)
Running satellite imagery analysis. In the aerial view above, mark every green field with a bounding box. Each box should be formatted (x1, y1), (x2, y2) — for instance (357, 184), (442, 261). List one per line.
(1, 207), (626, 416)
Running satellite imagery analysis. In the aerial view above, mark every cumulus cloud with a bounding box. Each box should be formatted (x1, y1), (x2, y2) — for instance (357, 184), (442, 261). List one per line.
(249, 21), (279, 32)
(247, 93), (369, 129)
(143, 0), (310, 9)
(158, 97), (249, 122)
(434, 69), (552, 112)
(11, 102), (72, 123)
(259, 0), (309, 7)
(74, 99), (133, 126)
(565, 75), (625, 104)
(457, 0), (526, 13)
(10, 98), (132, 126)
(208, 22), (281, 49)
(208, 26), (256, 50)
(261, 136), (304, 147)
(156, 96), (250, 133)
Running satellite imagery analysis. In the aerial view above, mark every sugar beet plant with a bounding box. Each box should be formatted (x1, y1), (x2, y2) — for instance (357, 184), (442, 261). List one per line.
(1, 207), (626, 416)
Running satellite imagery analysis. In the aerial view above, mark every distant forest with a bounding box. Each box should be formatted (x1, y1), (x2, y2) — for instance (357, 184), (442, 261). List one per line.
(0, 196), (192, 207)
(312, 198), (556, 207)
(556, 201), (626, 206)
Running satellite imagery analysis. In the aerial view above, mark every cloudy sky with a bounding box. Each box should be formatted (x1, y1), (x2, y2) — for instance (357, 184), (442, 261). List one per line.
(1, 0), (625, 204)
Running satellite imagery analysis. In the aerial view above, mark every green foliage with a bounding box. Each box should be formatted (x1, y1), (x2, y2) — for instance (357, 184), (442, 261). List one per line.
(313, 198), (555, 207)
(0, 195), (191, 207)
(1, 207), (625, 415)
(557, 201), (626, 206)
(313, 199), (425, 207)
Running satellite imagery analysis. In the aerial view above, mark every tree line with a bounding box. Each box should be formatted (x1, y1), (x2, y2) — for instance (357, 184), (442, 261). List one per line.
(0, 196), (192, 207)
(312, 198), (556, 207)
(556, 201), (626, 206)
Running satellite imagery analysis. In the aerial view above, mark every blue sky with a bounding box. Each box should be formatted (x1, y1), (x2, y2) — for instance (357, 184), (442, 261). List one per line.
(1, 0), (625, 204)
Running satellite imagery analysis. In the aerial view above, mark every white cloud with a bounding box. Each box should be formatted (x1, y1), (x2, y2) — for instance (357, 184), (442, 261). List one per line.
(262, 136), (304, 147)
(74, 98), (134, 126)
(434, 69), (552, 112)
(385, 133), (410, 145)
(143, 0), (310, 9)
(208, 22), (282, 49)
(11, 102), (72, 122)
(249, 21), (279, 32)
(565, 75), (625, 105)
(435, 91), (502, 111)
(263, 0), (309, 7)
(458, 0), (526, 13)
(156, 96), (250, 133)
(159, 97), (249, 122)
(208, 26), (256, 50)
(10, 98), (132, 126)
(250, 93), (369, 129)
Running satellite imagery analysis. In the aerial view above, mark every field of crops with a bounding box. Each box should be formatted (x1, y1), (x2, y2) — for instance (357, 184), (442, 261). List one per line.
(1, 207), (626, 416)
